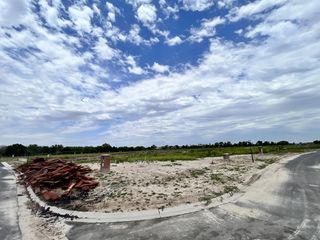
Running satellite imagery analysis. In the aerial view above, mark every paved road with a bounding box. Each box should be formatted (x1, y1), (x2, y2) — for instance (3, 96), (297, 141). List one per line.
(67, 152), (320, 239)
(0, 163), (21, 240)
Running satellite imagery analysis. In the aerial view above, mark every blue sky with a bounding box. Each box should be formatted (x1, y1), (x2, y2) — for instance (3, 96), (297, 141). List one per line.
(0, 0), (319, 146)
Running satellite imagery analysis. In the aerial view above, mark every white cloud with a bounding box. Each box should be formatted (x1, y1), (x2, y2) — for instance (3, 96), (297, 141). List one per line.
(234, 28), (243, 35)
(92, 4), (101, 15)
(217, 0), (235, 9)
(106, 2), (120, 22)
(202, 16), (226, 28)
(103, 24), (123, 42)
(159, 0), (166, 6)
(126, 0), (152, 8)
(154, 29), (170, 38)
(181, 0), (214, 11)
(126, 1), (158, 31)
(151, 62), (169, 73)
(62, 118), (100, 134)
(120, 24), (159, 45)
(0, 0), (29, 27)
(159, 1), (179, 19)
(246, 20), (297, 39)
(136, 4), (157, 26)
(126, 56), (145, 75)
(128, 66), (144, 75)
(94, 38), (118, 60)
(127, 24), (144, 44)
(0, 0), (319, 146)
(0, 4), (112, 143)
(229, 0), (287, 21)
(38, 0), (70, 28)
(39, 0), (59, 27)
(99, 0), (320, 145)
(68, 4), (93, 33)
(165, 5), (179, 19)
(166, 36), (183, 46)
(189, 16), (225, 42)
(108, 12), (115, 22)
(265, 0), (320, 22)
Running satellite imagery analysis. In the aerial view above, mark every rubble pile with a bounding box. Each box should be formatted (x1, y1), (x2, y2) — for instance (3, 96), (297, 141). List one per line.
(16, 158), (98, 201)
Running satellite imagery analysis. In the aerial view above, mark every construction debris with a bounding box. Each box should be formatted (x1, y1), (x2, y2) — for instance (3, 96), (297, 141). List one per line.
(16, 158), (98, 201)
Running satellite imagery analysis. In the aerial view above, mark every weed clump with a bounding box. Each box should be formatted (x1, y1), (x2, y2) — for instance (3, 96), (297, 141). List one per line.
(189, 168), (208, 178)
(223, 185), (239, 196)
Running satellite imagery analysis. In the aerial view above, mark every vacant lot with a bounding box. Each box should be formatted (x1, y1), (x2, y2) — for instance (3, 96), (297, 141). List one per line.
(63, 154), (285, 212)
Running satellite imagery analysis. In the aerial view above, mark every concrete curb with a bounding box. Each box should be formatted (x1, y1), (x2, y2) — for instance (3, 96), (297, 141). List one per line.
(2, 152), (308, 223)
(26, 185), (204, 223)
(1, 161), (14, 171)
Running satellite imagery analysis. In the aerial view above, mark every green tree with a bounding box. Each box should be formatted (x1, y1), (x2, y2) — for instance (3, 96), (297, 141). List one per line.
(4, 144), (27, 156)
(27, 144), (41, 156)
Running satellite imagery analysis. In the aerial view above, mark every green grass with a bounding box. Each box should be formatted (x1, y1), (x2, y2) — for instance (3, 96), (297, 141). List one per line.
(189, 168), (208, 178)
(223, 185), (239, 195)
(256, 157), (277, 169)
(106, 144), (317, 163)
(256, 158), (277, 164)
(210, 173), (226, 183)
(5, 143), (318, 164)
(198, 191), (224, 205)
(257, 164), (268, 169)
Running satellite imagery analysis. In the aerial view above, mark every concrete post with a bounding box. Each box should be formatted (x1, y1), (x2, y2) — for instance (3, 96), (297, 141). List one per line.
(100, 154), (111, 172)
(259, 146), (264, 154)
(223, 153), (230, 160)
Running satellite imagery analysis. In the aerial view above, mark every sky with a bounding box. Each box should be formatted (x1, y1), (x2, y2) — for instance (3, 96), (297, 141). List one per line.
(0, 0), (319, 147)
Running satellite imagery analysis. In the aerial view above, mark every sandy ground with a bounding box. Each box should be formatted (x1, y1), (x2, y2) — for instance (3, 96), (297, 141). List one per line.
(18, 190), (70, 240)
(65, 154), (282, 213)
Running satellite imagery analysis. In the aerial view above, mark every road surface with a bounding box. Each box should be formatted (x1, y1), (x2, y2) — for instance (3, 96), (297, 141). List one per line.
(0, 163), (21, 240)
(67, 152), (320, 240)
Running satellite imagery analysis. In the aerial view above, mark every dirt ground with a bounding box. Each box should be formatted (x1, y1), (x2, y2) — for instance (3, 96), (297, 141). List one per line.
(19, 196), (70, 240)
(64, 154), (283, 213)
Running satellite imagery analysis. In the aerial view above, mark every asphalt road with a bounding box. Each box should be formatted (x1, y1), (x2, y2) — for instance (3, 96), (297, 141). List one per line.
(66, 152), (320, 240)
(0, 163), (21, 240)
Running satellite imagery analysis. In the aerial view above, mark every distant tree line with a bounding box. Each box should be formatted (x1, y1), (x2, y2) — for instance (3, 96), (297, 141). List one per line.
(0, 140), (319, 157)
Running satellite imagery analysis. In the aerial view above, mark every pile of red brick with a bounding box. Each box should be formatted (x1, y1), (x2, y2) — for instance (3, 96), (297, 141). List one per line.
(16, 158), (98, 201)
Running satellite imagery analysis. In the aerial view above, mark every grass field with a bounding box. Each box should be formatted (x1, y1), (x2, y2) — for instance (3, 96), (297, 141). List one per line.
(2, 143), (318, 163)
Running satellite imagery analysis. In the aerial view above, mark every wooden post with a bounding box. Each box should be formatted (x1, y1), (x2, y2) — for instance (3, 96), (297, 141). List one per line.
(250, 147), (255, 163)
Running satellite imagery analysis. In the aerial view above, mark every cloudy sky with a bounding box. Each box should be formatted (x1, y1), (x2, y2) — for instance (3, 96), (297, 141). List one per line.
(0, 0), (319, 146)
